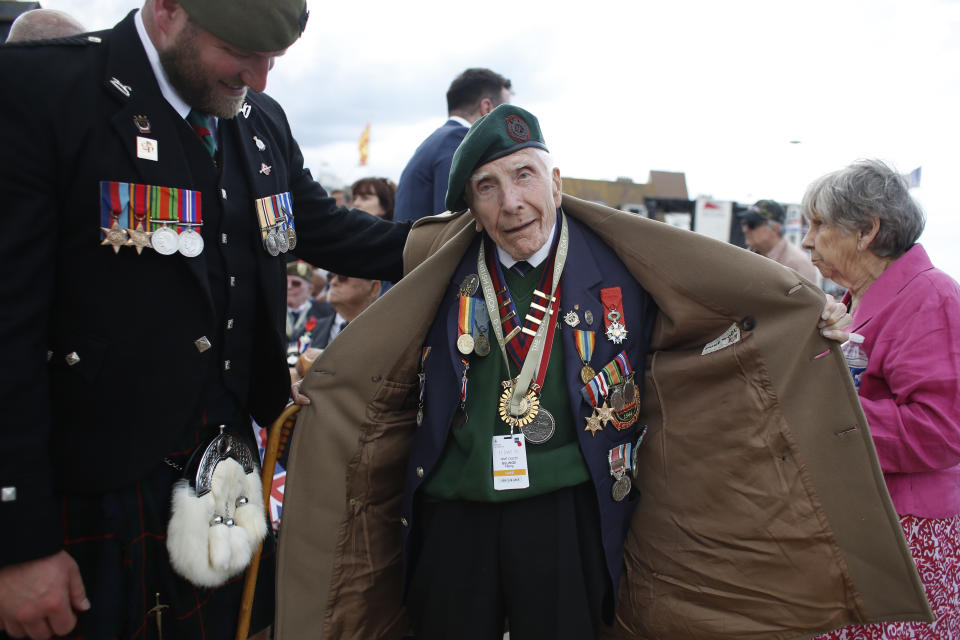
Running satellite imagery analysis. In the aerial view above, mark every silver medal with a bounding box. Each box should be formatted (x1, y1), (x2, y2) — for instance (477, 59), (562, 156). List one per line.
(474, 332), (491, 357)
(151, 225), (179, 255)
(520, 407), (555, 445)
(612, 473), (631, 502)
(584, 309), (594, 326)
(276, 229), (290, 253)
(264, 232), (280, 257)
(177, 228), (204, 257)
(286, 227), (298, 251)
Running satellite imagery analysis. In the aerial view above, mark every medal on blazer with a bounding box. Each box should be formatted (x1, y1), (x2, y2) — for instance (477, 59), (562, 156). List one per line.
(100, 219), (129, 253)
(456, 296), (476, 355)
(282, 205), (298, 251)
(478, 214), (569, 444)
(608, 443), (632, 502)
(255, 192), (295, 257)
(176, 189), (204, 257)
(100, 181), (202, 257)
(601, 287), (628, 344)
(474, 326), (491, 357)
(127, 219), (152, 254)
(459, 274), (480, 297)
(574, 329), (596, 383)
(579, 350), (640, 432)
(125, 184), (153, 254)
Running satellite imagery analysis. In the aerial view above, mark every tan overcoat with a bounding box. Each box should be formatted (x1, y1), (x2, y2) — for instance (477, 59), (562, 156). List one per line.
(275, 196), (931, 639)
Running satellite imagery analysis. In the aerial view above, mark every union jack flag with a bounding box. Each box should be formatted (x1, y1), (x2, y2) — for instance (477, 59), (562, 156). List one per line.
(254, 423), (287, 532)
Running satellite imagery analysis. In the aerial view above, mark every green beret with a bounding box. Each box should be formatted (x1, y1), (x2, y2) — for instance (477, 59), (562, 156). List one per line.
(179, 0), (309, 52)
(286, 259), (314, 281)
(445, 104), (548, 213)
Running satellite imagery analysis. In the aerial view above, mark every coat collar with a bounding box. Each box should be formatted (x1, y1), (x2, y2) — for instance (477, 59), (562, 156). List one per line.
(851, 244), (933, 331)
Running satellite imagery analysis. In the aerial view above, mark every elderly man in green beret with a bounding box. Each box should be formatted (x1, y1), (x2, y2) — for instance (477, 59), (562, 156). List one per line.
(274, 104), (931, 640)
(0, 1), (410, 638)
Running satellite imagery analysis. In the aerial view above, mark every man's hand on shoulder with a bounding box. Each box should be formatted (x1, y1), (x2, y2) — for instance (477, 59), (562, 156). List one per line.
(0, 551), (89, 640)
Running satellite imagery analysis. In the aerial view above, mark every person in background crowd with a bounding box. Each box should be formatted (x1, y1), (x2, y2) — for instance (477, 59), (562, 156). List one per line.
(394, 68), (512, 223)
(0, 0), (409, 637)
(330, 188), (350, 208)
(5, 9), (86, 42)
(289, 273), (381, 404)
(311, 266), (329, 302)
(802, 159), (960, 640)
(351, 176), (396, 220)
(286, 260), (333, 362)
(738, 198), (819, 282)
(352, 177), (398, 294)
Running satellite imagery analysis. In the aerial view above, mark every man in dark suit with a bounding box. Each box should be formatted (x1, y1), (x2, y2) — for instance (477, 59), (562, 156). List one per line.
(0, 0), (408, 638)
(393, 68), (512, 223)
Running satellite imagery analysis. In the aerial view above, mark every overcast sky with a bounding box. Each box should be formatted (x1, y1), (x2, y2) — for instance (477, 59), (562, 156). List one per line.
(43, 0), (960, 280)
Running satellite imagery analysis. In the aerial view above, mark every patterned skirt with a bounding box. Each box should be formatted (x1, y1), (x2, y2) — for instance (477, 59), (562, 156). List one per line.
(814, 514), (960, 640)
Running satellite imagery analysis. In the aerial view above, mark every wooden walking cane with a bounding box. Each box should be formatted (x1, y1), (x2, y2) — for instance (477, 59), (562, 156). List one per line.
(235, 403), (301, 640)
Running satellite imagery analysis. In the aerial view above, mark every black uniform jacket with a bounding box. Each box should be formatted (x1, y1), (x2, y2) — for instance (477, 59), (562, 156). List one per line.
(0, 13), (409, 566)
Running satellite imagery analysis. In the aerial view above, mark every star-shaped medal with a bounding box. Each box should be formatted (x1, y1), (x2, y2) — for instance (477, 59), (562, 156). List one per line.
(100, 221), (129, 254)
(596, 401), (615, 427)
(126, 222), (153, 255)
(584, 411), (603, 437)
(606, 321), (628, 344)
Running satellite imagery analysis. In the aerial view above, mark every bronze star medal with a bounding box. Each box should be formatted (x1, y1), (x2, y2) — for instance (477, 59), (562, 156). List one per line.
(596, 401), (615, 427)
(100, 221), (129, 254)
(584, 410), (603, 437)
(127, 221), (153, 254)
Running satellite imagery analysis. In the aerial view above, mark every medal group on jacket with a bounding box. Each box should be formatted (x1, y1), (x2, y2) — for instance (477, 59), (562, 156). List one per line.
(98, 84), (298, 260)
(415, 214), (647, 502)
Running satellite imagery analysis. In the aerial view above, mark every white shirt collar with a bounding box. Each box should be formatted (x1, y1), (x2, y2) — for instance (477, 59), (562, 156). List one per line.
(287, 299), (312, 314)
(134, 10), (197, 121)
(449, 115), (471, 128)
(496, 220), (557, 269)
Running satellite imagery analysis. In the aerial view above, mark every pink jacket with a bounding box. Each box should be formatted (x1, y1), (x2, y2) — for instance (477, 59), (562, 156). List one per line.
(844, 244), (960, 518)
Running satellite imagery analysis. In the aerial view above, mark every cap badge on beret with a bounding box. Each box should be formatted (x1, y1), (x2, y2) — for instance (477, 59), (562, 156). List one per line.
(505, 115), (530, 143)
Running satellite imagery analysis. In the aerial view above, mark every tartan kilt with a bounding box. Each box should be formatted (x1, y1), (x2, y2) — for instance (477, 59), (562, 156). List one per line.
(26, 460), (274, 640)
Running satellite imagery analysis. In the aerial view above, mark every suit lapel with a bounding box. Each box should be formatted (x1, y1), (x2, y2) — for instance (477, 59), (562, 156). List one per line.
(558, 216), (605, 423)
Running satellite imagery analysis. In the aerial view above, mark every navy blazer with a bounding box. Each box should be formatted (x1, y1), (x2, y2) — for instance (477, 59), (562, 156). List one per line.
(401, 215), (656, 611)
(394, 119), (468, 223)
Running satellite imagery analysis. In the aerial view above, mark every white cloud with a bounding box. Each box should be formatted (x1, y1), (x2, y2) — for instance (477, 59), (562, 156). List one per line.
(42, 0), (960, 278)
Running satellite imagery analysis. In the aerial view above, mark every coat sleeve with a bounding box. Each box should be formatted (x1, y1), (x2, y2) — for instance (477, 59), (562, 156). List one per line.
(861, 277), (960, 473)
(0, 48), (69, 565)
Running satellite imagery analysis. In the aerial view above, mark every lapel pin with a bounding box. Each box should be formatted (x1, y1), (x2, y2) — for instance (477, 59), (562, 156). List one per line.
(253, 136), (266, 151)
(133, 115), (151, 134)
(259, 163), (272, 175)
(240, 102), (251, 118)
(136, 136), (158, 162)
(109, 77), (132, 98)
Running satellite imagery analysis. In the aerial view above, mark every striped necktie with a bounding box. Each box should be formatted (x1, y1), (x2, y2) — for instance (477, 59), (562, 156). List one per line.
(186, 109), (217, 158)
(509, 260), (533, 278)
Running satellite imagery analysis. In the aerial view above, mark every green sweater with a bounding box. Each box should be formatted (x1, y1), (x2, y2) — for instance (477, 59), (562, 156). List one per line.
(422, 263), (591, 502)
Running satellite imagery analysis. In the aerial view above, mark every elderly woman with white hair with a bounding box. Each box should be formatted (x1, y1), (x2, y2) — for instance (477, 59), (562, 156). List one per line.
(803, 159), (960, 639)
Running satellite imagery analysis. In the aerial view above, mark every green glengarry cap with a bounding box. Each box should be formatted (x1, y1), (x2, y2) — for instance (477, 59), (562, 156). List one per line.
(178, 0), (309, 52)
(445, 104), (548, 212)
